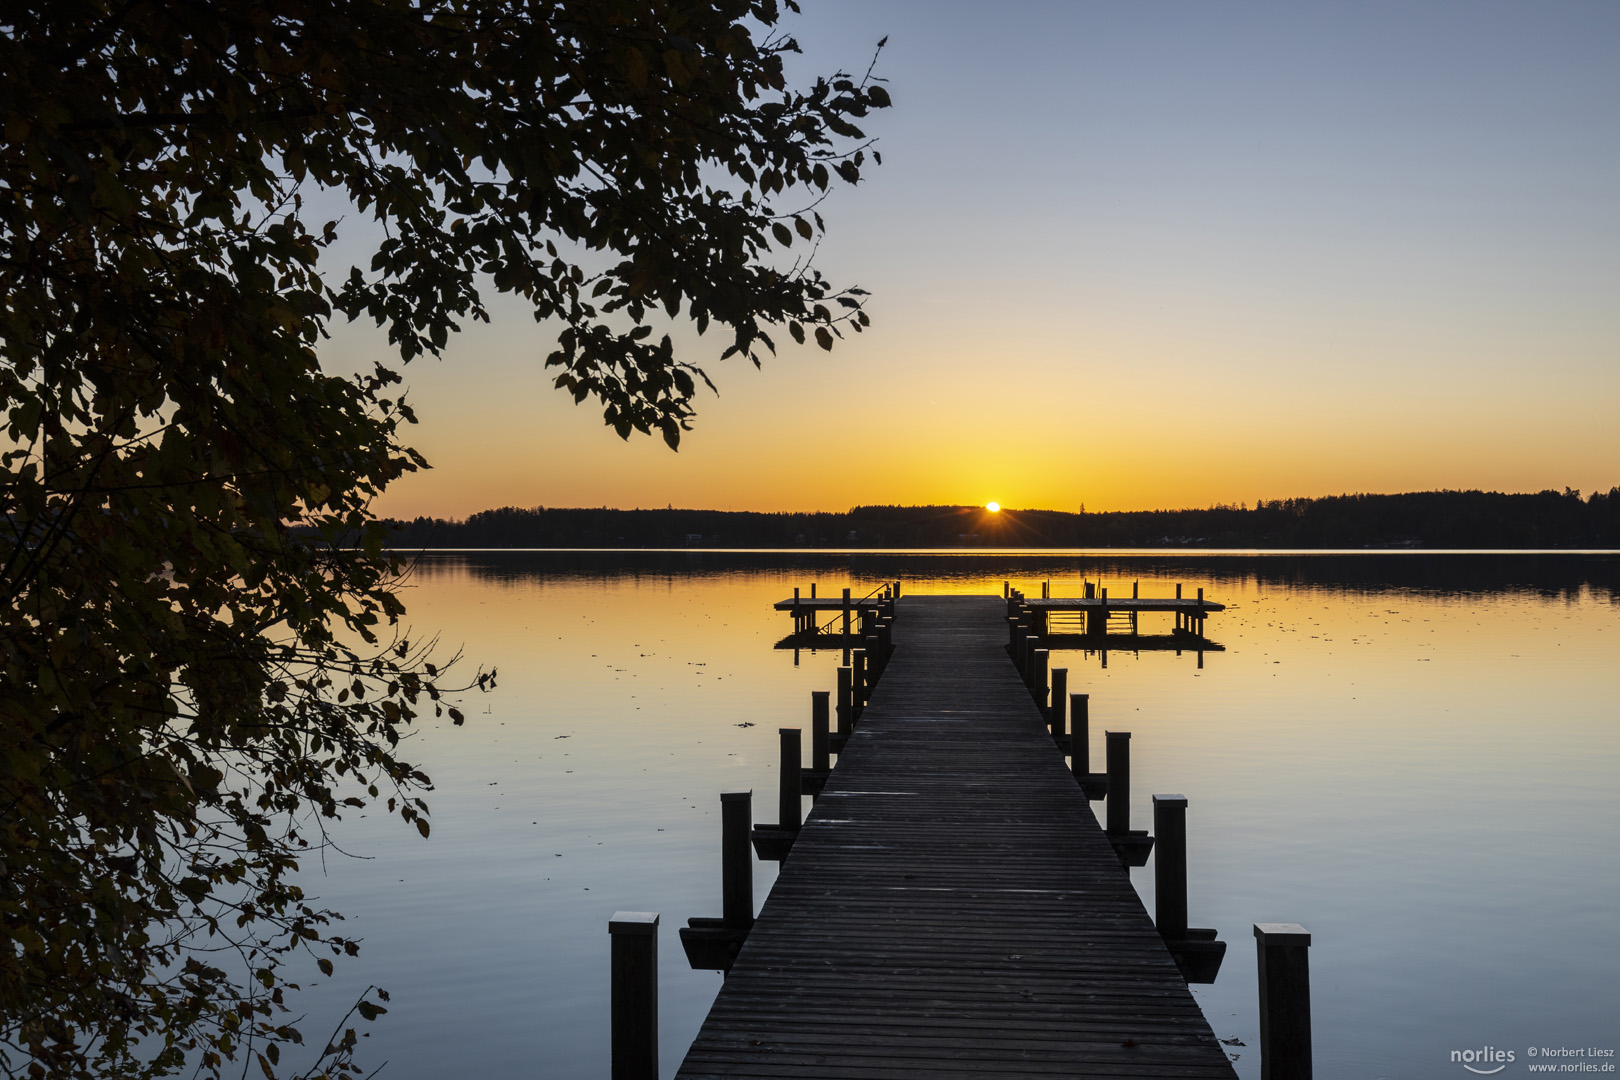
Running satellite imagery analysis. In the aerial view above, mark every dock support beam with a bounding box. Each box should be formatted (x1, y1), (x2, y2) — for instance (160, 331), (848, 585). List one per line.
(1071, 694), (1106, 799)
(1050, 668), (1068, 750)
(678, 791), (754, 972)
(1105, 731), (1153, 866)
(1105, 731), (1130, 835)
(841, 587), (851, 663)
(1153, 795), (1188, 939)
(780, 728), (802, 833)
(609, 911), (659, 1080)
(804, 691), (831, 794)
(722, 792), (753, 927)
(1153, 795), (1226, 983)
(1255, 923), (1313, 1080)
(751, 729), (802, 861)
(835, 667), (852, 743)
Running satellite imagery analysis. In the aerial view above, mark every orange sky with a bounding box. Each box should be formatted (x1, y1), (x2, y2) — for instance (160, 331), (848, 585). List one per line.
(324, 3), (1618, 520)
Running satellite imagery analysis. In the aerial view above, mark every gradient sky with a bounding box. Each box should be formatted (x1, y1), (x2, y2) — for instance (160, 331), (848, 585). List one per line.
(327, 1), (1620, 518)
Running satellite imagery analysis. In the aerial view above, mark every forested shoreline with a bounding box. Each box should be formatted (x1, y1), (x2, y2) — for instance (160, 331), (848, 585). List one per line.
(382, 487), (1620, 549)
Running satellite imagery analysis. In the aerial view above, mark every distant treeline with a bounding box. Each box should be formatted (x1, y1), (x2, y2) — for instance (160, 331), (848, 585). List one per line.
(382, 488), (1620, 549)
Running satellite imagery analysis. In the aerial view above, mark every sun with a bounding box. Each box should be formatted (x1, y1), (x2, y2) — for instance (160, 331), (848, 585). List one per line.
(985, 502), (1001, 513)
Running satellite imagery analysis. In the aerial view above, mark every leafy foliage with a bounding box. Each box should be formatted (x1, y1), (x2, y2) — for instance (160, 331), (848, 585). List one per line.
(0, 1), (886, 1076)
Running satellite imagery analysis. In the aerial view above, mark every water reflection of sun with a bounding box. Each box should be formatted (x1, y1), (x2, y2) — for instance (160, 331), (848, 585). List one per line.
(986, 502), (1000, 512)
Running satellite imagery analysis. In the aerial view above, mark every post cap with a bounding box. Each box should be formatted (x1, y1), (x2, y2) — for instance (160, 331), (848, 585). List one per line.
(720, 790), (752, 803)
(1105, 730), (1132, 740)
(811, 690), (829, 700)
(1253, 922), (1311, 946)
(1152, 794), (1188, 808)
(780, 727), (799, 737)
(609, 911), (660, 935)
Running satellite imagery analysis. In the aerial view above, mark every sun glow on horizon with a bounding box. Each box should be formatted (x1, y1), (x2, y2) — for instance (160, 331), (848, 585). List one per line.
(986, 502), (1001, 512)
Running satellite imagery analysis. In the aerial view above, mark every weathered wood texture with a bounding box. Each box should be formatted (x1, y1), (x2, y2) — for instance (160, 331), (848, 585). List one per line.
(677, 596), (1236, 1079)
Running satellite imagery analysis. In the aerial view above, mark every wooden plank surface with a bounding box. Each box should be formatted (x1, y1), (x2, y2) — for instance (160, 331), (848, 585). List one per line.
(677, 595), (1237, 1079)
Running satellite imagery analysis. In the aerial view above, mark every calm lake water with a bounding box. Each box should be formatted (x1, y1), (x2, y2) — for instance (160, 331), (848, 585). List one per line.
(291, 551), (1618, 1079)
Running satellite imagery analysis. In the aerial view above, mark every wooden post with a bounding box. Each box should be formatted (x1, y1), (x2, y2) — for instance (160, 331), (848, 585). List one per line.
(852, 649), (867, 708)
(1176, 582), (1182, 599)
(1105, 730), (1131, 834)
(1024, 635), (1041, 687)
(720, 791), (753, 928)
(810, 582), (816, 599)
(1003, 580), (1009, 599)
(1255, 923), (1313, 1080)
(894, 579), (902, 599)
(1153, 795), (1188, 940)
(864, 633), (881, 680)
(811, 691), (830, 772)
(841, 587), (851, 663)
(1032, 648), (1049, 707)
(778, 728), (801, 832)
(1071, 694), (1090, 776)
(1050, 668), (1067, 735)
(608, 911), (658, 1080)
(1133, 579), (1139, 599)
(836, 667), (852, 737)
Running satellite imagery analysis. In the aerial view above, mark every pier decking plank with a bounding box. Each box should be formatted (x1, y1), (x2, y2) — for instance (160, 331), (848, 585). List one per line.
(676, 595), (1237, 1079)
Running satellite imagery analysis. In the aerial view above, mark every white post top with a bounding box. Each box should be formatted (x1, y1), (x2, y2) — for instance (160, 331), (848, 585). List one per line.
(609, 911), (660, 936)
(1253, 922), (1311, 946)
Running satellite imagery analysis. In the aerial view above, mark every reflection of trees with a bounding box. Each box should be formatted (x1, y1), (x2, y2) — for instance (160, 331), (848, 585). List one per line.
(426, 549), (1615, 601)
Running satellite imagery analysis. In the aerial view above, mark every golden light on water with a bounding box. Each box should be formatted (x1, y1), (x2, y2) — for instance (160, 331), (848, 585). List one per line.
(986, 502), (1001, 512)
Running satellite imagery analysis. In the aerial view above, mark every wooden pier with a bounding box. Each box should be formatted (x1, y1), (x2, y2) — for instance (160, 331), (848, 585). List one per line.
(675, 596), (1238, 1079)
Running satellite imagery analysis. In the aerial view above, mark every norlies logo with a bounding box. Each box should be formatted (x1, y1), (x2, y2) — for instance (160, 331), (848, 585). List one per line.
(1453, 1047), (1517, 1075)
